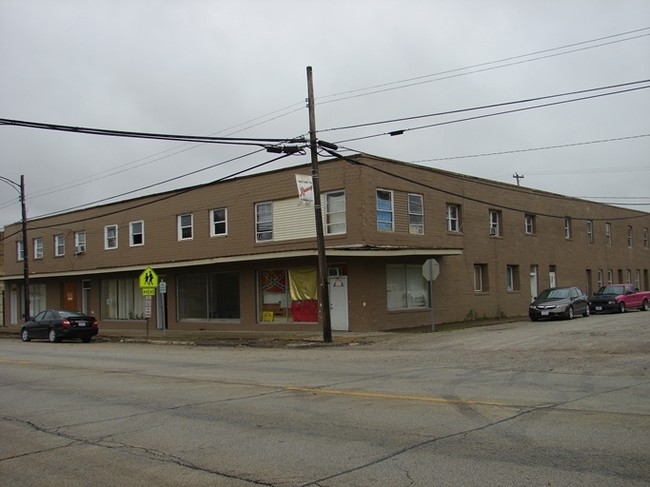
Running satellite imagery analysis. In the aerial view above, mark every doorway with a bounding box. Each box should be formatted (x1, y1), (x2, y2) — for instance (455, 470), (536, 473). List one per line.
(329, 276), (349, 331)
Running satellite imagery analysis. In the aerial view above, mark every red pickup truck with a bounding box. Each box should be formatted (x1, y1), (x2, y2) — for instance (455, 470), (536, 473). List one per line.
(589, 284), (650, 314)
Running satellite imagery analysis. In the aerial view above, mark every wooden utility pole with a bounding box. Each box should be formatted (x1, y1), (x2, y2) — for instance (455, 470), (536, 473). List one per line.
(306, 66), (332, 343)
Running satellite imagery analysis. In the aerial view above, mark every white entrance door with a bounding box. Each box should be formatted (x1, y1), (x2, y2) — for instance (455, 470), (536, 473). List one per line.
(329, 276), (349, 331)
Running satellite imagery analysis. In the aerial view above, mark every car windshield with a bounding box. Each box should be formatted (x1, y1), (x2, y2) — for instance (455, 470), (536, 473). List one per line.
(597, 286), (625, 295)
(538, 288), (570, 299)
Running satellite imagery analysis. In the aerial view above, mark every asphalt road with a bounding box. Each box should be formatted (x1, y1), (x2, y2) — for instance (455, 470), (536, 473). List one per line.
(1, 312), (648, 486)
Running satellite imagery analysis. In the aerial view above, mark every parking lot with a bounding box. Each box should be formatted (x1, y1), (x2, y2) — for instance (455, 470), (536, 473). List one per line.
(1, 311), (649, 486)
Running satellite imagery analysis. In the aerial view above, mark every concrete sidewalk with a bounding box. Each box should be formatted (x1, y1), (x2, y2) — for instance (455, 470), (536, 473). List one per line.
(0, 324), (398, 348)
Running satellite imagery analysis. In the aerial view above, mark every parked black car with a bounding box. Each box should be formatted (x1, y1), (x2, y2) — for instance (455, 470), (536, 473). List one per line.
(21, 309), (99, 343)
(529, 287), (590, 321)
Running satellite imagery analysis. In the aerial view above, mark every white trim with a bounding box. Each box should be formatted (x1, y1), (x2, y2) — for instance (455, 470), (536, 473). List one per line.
(0, 248), (463, 280)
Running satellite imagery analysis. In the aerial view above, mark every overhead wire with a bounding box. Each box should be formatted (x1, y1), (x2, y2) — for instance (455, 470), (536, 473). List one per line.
(330, 82), (650, 144)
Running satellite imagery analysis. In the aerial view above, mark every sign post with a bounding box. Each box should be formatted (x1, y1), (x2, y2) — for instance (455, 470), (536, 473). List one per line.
(139, 266), (159, 338)
(422, 259), (440, 332)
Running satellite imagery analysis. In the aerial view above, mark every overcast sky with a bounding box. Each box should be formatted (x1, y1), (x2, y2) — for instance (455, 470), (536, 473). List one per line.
(1, 0), (649, 229)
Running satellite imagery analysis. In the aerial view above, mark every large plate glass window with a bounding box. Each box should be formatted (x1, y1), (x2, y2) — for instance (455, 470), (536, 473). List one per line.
(386, 264), (429, 310)
(177, 272), (240, 320)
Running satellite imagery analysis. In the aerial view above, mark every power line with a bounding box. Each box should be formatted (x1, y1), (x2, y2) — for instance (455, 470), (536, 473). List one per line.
(0, 118), (306, 146)
(316, 28), (650, 105)
(412, 134), (650, 163)
(332, 83), (650, 144)
(0, 152), (295, 241)
(319, 80), (650, 134)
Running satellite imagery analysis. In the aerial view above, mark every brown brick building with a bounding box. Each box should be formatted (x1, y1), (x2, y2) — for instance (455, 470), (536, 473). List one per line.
(2, 154), (649, 332)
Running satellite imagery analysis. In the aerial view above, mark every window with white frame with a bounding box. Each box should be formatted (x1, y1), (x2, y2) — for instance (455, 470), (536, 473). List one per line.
(376, 189), (394, 232)
(54, 234), (65, 256)
(386, 264), (429, 310)
(564, 217), (572, 239)
(325, 191), (346, 235)
(446, 204), (461, 232)
(408, 193), (424, 235)
(524, 214), (535, 235)
(255, 202), (273, 242)
(605, 223), (612, 246)
(489, 210), (501, 236)
(474, 264), (489, 292)
(16, 241), (24, 261)
(33, 238), (43, 259)
(210, 208), (227, 237)
(636, 270), (641, 289)
(627, 226), (633, 248)
(597, 269), (603, 288)
(506, 265), (520, 291)
(644, 228), (649, 249)
(130, 221), (144, 246)
(74, 231), (86, 254)
(586, 220), (594, 244)
(178, 214), (193, 241)
(105, 225), (118, 250)
(607, 269), (613, 284)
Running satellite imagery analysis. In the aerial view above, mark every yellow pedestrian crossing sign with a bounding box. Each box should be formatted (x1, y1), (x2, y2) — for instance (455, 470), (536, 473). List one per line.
(139, 267), (159, 289)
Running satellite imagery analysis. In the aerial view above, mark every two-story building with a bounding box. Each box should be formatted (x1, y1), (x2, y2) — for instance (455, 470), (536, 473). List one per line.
(2, 154), (649, 332)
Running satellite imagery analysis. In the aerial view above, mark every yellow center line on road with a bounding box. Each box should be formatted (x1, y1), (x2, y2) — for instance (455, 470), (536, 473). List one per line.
(285, 386), (514, 408)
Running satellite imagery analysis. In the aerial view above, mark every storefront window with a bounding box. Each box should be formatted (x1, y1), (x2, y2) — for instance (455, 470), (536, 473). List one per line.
(101, 278), (143, 320)
(386, 264), (429, 310)
(258, 267), (318, 323)
(177, 272), (240, 321)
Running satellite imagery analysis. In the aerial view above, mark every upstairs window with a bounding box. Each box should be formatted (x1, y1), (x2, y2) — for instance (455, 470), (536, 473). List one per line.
(376, 189), (394, 232)
(130, 221), (144, 246)
(105, 225), (118, 250)
(489, 210), (502, 237)
(54, 234), (65, 256)
(627, 226), (633, 248)
(564, 217), (572, 240)
(447, 204), (461, 232)
(524, 214), (535, 235)
(75, 231), (86, 254)
(408, 193), (424, 235)
(17, 241), (24, 261)
(586, 220), (594, 244)
(325, 191), (346, 235)
(644, 228), (649, 249)
(255, 202), (273, 242)
(210, 208), (227, 237)
(178, 214), (193, 241)
(33, 238), (43, 259)
(605, 223), (612, 246)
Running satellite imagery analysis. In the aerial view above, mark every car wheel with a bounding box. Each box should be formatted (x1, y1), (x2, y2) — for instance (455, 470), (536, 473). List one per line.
(567, 306), (574, 320)
(641, 299), (649, 312)
(583, 305), (590, 317)
(21, 329), (31, 342)
(48, 329), (60, 343)
(618, 302), (626, 313)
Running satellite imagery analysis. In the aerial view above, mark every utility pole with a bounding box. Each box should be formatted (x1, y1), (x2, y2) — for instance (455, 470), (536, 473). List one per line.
(513, 173), (524, 186)
(0, 175), (29, 321)
(306, 66), (332, 343)
(20, 175), (30, 321)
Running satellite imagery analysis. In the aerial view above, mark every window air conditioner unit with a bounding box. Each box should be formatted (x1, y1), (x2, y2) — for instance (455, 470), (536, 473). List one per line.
(489, 227), (497, 236)
(74, 245), (85, 255)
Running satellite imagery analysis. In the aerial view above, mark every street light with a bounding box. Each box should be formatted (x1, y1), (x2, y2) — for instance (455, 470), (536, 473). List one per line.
(0, 175), (29, 321)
